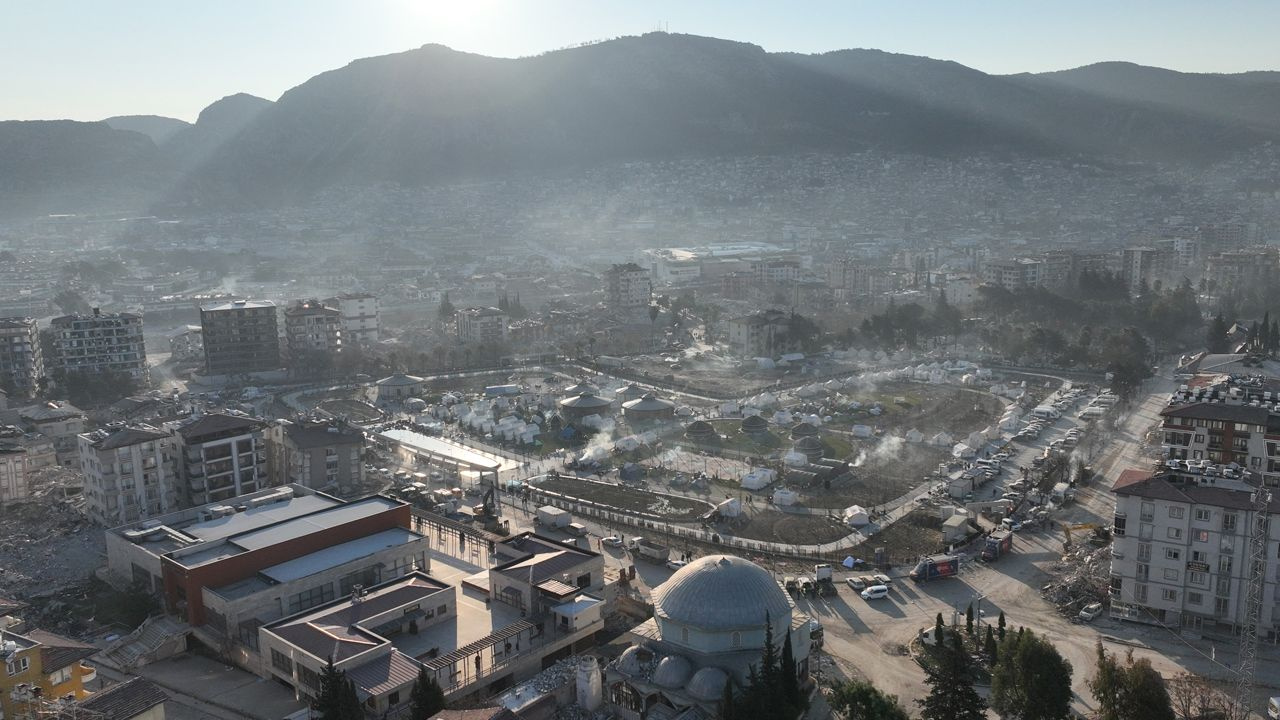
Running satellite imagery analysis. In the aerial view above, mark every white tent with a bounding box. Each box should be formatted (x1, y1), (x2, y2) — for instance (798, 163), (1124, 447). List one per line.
(783, 451), (808, 467)
(905, 428), (925, 443)
(931, 431), (954, 446)
(952, 442), (975, 458)
(741, 468), (777, 490)
(851, 424), (874, 438)
(773, 487), (799, 506)
(842, 505), (870, 527)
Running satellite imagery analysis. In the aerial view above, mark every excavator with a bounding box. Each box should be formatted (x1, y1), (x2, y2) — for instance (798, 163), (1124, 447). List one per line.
(1061, 522), (1110, 551)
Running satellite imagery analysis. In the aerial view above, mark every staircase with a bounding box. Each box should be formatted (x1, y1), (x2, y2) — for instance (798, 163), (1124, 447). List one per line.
(104, 615), (190, 670)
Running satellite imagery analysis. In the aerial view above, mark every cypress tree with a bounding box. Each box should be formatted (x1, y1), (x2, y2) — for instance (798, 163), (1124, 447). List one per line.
(780, 630), (801, 708)
(410, 667), (446, 719)
(935, 612), (946, 647)
(965, 603), (975, 635)
(984, 626), (998, 661)
(997, 610), (1007, 641)
(918, 627), (987, 720)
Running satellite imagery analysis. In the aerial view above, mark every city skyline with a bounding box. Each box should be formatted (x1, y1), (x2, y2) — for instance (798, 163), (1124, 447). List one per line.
(4, 0), (1279, 122)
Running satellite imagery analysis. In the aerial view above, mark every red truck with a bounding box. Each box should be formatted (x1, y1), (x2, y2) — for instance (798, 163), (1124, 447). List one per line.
(909, 554), (960, 582)
(982, 529), (1014, 561)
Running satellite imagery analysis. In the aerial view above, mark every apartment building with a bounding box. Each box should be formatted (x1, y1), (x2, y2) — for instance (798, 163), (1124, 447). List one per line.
(79, 424), (178, 526)
(456, 307), (509, 344)
(0, 628), (97, 720)
(982, 257), (1044, 290)
(5, 402), (86, 467)
(1110, 464), (1280, 638)
(605, 263), (652, 313)
(173, 412), (270, 507)
(1204, 247), (1278, 293)
(0, 317), (43, 399)
(323, 293), (380, 346)
(726, 309), (800, 357)
(1120, 246), (1173, 291)
(1159, 381), (1280, 487)
(49, 309), (149, 386)
(283, 300), (343, 368)
(266, 417), (365, 493)
(0, 425), (56, 504)
(199, 300), (281, 376)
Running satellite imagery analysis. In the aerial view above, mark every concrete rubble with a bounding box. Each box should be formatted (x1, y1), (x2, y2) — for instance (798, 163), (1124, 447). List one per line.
(1041, 543), (1112, 612)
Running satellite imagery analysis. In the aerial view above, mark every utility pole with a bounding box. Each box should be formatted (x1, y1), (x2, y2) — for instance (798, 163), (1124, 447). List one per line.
(1234, 487), (1271, 719)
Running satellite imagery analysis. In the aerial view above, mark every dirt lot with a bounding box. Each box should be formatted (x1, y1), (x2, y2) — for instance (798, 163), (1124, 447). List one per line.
(827, 381), (1006, 436)
(786, 441), (948, 509)
(861, 507), (945, 563)
(316, 397), (384, 423)
(533, 475), (713, 520)
(726, 509), (854, 545)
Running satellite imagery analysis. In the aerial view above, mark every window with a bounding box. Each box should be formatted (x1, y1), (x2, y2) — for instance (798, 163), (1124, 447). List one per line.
(339, 566), (380, 596)
(1167, 527), (1183, 540)
(576, 573), (592, 588)
(680, 626), (690, 643)
(1141, 502), (1155, 522)
(1219, 556), (1233, 575)
(287, 584), (334, 615)
(271, 649), (293, 675)
(47, 667), (72, 685)
(438, 604), (448, 616)
(389, 691), (400, 705)
(1214, 598), (1229, 615)
(731, 631), (742, 648)
(1163, 568), (1180, 581)
(1169, 506), (1185, 519)
(1223, 514), (1238, 532)
(298, 665), (321, 690)
(1165, 548), (1181, 561)
(1188, 592), (1203, 605)
(1162, 589), (1178, 602)
(1190, 571), (1207, 585)
(6, 656), (30, 676)
(1194, 508), (1211, 522)
(1191, 550), (1206, 562)
(1113, 516), (1127, 536)
(238, 624), (260, 650)
(1137, 543), (1151, 561)
(1136, 584), (1148, 602)
(1194, 530), (1209, 543)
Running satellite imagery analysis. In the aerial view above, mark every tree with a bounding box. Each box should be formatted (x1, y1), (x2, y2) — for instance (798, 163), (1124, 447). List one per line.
(438, 292), (455, 320)
(984, 626), (998, 661)
(965, 603), (975, 635)
(779, 628), (800, 708)
(935, 613), (946, 647)
(990, 628), (1073, 720)
(410, 667), (446, 719)
(1090, 641), (1123, 720)
(313, 658), (361, 720)
(53, 289), (91, 315)
(997, 610), (1006, 641)
(918, 628), (987, 720)
(1092, 644), (1175, 720)
(1167, 672), (1230, 720)
(720, 677), (735, 720)
(830, 679), (909, 720)
(1206, 314), (1229, 353)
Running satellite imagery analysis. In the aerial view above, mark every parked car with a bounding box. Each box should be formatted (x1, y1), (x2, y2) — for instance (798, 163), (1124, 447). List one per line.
(666, 559), (688, 571)
(845, 577), (866, 591)
(873, 573), (893, 586)
(601, 536), (623, 548)
(860, 585), (890, 600)
(1078, 602), (1104, 621)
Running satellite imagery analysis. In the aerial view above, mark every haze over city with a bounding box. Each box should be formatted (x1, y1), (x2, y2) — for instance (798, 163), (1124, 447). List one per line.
(2, 4), (1280, 720)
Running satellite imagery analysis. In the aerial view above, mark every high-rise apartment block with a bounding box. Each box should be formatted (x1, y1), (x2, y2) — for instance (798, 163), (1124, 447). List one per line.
(0, 317), (44, 398)
(266, 417), (365, 492)
(605, 263), (652, 312)
(200, 300), (281, 376)
(456, 307), (509, 344)
(173, 412), (270, 506)
(79, 424), (178, 525)
(324, 293), (380, 345)
(283, 300), (344, 366)
(49, 309), (149, 385)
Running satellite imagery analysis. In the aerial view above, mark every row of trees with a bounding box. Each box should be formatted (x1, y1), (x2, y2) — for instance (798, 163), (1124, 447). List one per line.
(311, 660), (445, 720)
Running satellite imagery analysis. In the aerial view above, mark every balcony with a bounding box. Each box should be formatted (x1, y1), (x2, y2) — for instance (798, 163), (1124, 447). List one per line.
(79, 663), (96, 683)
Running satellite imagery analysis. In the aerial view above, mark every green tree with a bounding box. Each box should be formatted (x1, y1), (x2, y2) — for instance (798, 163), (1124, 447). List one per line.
(1092, 644), (1175, 720)
(918, 629), (987, 720)
(990, 629), (1073, 720)
(829, 679), (909, 720)
(313, 658), (362, 720)
(779, 628), (800, 708)
(965, 603), (975, 635)
(1206, 314), (1229, 353)
(1090, 641), (1123, 720)
(935, 613), (946, 647)
(438, 292), (455, 320)
(984, 626), (998, 660)
(410, 667), (446, 719)
(997, 611), (1006, 641)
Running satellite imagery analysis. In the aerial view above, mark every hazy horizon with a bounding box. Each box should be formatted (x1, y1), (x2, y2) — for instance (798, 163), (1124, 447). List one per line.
(5, 0), (1280, 123)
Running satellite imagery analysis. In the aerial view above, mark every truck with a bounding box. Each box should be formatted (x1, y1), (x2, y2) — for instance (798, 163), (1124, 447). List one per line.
(1051, 482), (1074, 504)
(565, 522), (589, 537)
(627, 537), (670, 563)
(982, 529), (1014, 561)
(535, 505), (572, 529)
(909, 554), (960, 582)
(814, 564), (836, 595)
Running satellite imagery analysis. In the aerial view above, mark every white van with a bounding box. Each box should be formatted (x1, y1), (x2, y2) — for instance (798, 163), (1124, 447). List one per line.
(1031, 406), (1061, 420)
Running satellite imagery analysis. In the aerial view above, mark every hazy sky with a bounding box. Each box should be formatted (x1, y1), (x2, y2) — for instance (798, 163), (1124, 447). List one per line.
(6, 0), (1278, 122)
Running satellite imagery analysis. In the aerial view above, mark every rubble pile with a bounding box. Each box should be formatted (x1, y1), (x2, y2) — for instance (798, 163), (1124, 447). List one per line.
(1041, 544), (1112, 611)
(0, 495), (103, 600)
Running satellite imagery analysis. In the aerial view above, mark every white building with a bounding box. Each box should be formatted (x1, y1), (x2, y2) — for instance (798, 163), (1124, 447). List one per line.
(79, 424), (178, 525)
(982, 258), (1044, 291)
(456, 307), (509, 344)
(1110, 465), (1280, 639)
(324, 293), (380, 346)
(605, 263), (652, 313)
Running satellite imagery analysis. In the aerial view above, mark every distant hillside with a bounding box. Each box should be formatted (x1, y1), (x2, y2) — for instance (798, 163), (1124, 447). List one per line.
(1020, 62), (1280, 134)
(2, 33), (1279, 216)
(0, 120), (163, 217)
(103, 115), (190, 145)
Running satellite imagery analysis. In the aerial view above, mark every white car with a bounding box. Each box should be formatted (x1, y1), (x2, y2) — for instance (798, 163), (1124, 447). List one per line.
(860, 585), (890, 600)
(845, 577), (866, 591)
(666, 560), (688, 571)
(601, 536), (623, 548)
(1078, 602), (1104, 621)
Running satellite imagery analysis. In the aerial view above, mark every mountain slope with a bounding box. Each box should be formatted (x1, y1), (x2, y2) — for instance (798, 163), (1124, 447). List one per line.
(166, 93), (274, 169)
(1018, 62), (1280, 134)
(103, 115), (190, 145)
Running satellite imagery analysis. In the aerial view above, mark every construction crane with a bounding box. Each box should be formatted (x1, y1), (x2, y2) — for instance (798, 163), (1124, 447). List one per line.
(1234, 487), (1271, 718)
